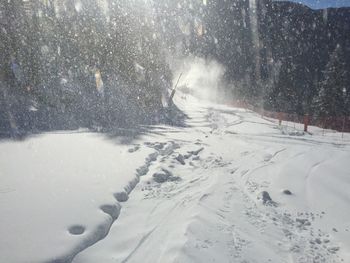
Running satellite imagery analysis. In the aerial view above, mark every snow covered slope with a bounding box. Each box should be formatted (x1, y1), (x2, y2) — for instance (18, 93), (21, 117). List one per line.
(1, 94), (350, 263)
(0, 132), (154, 262)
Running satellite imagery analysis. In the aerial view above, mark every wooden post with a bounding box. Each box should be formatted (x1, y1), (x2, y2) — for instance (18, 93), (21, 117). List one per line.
(278, 112), (282, 126)
(304, 114), (309, 132)
(322, 117), (325, 136)
(293, 114), (296, 130)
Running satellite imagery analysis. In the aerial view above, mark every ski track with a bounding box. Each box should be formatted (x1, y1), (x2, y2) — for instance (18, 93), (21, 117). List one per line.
(40, 96), (349, 262)
(121, 226), (158, 263)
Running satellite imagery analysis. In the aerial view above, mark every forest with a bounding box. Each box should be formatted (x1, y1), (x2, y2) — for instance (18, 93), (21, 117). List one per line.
(196, 0), (350, 118)
(0, 0), (173, 134)
(0, 0), (349, 136)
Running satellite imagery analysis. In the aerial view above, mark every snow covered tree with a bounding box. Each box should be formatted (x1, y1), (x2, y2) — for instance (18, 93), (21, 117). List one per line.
(314, 45), (349, 117)
(0, 0), (174, 132)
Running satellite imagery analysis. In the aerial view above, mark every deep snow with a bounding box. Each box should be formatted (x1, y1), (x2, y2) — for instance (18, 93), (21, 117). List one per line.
(1, 93), (350, 263)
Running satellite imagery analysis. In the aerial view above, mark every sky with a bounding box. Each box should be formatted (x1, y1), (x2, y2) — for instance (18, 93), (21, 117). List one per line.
(277, 0), (350, 9)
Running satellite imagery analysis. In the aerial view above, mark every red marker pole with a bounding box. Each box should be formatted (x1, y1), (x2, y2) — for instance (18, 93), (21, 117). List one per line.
(278, 112), (282, 126)
(304, 114), (309, 132)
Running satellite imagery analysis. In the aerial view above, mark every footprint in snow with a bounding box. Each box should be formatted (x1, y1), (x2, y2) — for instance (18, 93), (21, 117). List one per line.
(175, 154), (186, 165)
(282, 189), (293, 195)
(128, 145), (140, 153)
(152, 169), (180, 183)
(114, 191), (129, 202)
(257, 191), (277, 206)
(68, 225), (85, 235)
(100, 204), (121, 220)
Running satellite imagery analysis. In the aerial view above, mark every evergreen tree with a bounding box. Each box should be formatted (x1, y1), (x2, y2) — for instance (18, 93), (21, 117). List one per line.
(314, 45), (349, 117)
(0, 0), (173, 133)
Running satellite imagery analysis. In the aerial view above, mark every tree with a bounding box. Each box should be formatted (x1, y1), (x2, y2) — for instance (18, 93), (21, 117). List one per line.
(0, 0), (174, 133)
(314, 45), (349, 117)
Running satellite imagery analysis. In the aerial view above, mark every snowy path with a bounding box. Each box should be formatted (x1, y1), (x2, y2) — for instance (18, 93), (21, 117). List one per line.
(1, 94), (350, 262)
(73, 95), (350, 263)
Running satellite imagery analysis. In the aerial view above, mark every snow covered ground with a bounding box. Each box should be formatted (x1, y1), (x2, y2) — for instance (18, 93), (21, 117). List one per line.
(1, 93), (350, 263)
